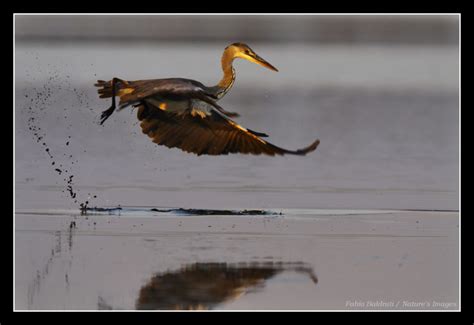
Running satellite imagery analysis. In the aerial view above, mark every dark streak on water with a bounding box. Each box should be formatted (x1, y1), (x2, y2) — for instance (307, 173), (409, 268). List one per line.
(26, 216), (77, 309)
(150, 208), (282, 216)
(82, 206), (281, 216)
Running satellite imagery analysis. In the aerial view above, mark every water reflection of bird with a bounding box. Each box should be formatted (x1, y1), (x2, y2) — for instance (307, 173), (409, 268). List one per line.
(95, 43), (319, 156)
(135, 262), (318, 310)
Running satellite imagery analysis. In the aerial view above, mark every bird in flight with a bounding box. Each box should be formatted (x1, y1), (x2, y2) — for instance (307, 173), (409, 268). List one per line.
(95, 42), (319, 156)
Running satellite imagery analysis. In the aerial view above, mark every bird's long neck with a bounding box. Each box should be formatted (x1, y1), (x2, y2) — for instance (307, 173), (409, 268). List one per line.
(214, 50), (236, 99)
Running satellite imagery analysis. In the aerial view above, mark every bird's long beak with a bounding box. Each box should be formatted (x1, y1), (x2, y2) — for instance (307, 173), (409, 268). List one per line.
(245, 53), (279, 72)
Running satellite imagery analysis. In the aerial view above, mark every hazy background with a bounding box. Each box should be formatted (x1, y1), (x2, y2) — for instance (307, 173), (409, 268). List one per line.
(15, 15), (458, 45)
(15, 15), (459, 211)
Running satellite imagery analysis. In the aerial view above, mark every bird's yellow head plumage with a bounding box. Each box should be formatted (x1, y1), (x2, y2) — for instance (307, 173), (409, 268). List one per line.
(224, 43), (278, 72)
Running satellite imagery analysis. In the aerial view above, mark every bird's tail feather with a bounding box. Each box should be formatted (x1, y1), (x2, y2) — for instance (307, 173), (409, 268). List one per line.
(95, 80), (114, 98)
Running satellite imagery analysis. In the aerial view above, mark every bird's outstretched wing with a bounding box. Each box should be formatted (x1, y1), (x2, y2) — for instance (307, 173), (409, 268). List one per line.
(136, 101), (319, 156)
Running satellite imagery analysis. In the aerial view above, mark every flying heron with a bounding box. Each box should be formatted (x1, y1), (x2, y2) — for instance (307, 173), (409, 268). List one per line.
(95, 42), (320, 156)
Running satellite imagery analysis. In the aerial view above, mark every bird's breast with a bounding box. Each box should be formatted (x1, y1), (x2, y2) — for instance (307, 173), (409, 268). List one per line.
(145, 96), (214, 119)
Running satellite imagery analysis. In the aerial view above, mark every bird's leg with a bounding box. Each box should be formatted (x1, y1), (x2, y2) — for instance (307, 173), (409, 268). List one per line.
(100, 77), (126, 125)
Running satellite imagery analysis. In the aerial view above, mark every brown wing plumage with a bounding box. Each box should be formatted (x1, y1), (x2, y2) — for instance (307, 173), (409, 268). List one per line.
(136, 102), (319, 156)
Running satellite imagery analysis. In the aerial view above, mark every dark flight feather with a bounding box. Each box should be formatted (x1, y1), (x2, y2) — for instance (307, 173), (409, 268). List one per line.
(136, 102), (319, 156)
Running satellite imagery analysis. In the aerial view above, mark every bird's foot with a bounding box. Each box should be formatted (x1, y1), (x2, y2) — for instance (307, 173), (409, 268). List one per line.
(100, 105), (115, 125)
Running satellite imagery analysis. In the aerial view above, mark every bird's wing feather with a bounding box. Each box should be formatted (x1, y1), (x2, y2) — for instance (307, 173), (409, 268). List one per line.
(136, 101), (319, 156)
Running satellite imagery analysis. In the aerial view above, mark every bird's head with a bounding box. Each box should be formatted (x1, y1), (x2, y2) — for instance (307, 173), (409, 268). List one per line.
(225, 43), (278, 72)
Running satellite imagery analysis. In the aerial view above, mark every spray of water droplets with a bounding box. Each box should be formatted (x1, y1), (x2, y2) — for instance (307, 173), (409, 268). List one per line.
(23, 55), (99, 211)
